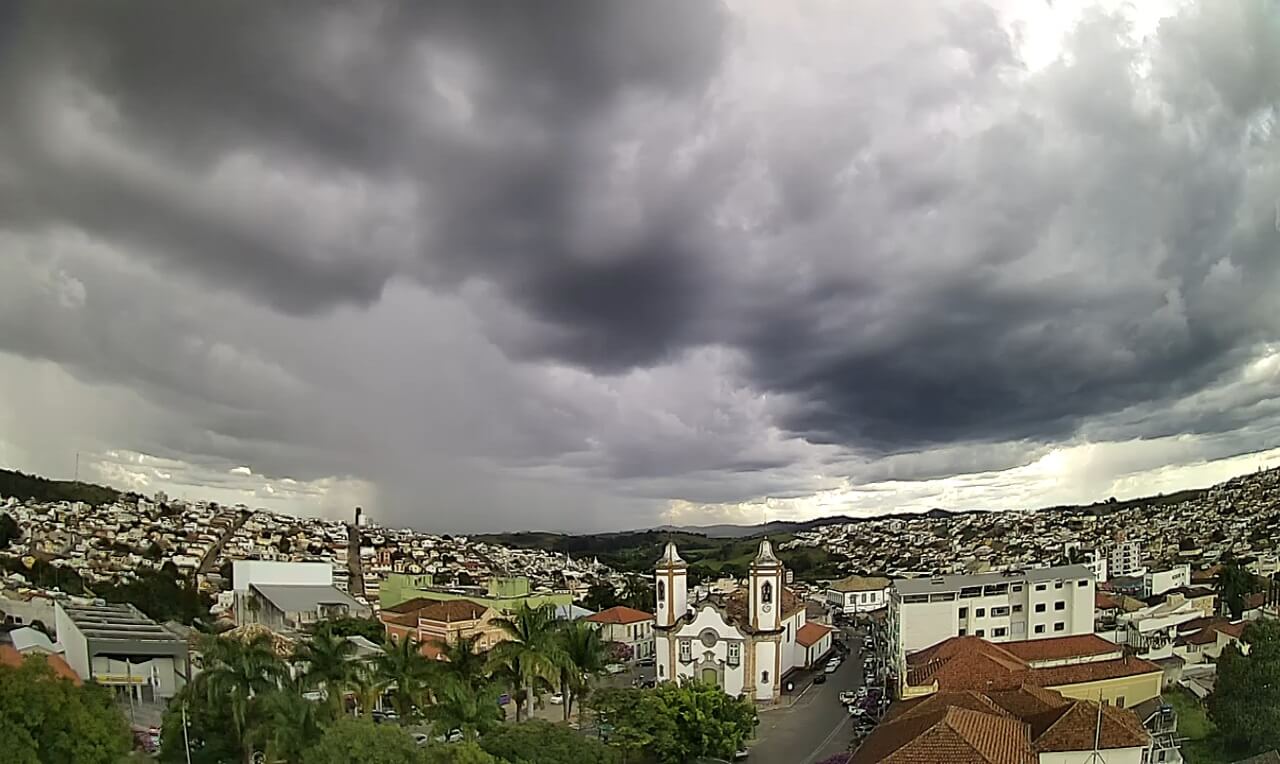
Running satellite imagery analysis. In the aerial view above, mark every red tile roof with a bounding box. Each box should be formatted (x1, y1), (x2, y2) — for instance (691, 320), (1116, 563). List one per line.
(583, 606), (653, 625)
(416, 599), (490, 623)
(853, 684), (1149, 763)
(1000, 634), (1121, 664)
(0, 645), (82, 685)
(1095, 592), (1121, 610)
(906, 637), (1161, 693)
(796, 622), (834, 647)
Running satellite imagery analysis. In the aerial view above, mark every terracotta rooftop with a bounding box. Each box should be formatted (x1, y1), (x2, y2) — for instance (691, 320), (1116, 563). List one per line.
(0, 644), (82, 685)
(1000, 634), (1121, 664)
(1030, 656), (1163, 687)
(828, 575), (892, 593)
(382, 597), (439, 614)
(906, 636), (1161, 693)
(1095, 592), (1122, 610)
(583, 606), (653, 625)
(853, 685), (1149, 762)
(796, 622), (834, 647)
(416, 599), (490, 623)
(717, 586), (805, 633)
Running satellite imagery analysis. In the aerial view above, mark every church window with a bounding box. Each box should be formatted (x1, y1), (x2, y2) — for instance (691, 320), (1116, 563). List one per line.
(761, 670), (769, 683)
(657, 580), (665, 603)
(679, 639), (692, 663)
(761, 582), (773, 604)
(699, 629), (718, 648)
(727, 642), (740, 666)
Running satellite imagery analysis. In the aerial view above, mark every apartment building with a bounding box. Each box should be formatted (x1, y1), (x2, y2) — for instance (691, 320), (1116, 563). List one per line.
(1108, 538), (1147, 578)
(889, 565), (1096, 665)
(1143, 565), (1190, 598)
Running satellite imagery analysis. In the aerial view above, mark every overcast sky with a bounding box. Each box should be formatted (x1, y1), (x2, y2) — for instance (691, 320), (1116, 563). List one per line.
(2, 0), (1279, 532)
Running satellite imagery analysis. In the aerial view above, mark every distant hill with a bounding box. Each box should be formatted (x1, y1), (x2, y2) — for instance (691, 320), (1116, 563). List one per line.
(648, 508), (964, 538)
(0, 468), (122, 507)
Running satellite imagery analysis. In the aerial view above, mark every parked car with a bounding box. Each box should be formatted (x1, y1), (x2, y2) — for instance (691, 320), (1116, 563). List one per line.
(549, 692), (564, 705)
(637, 658), (656, 668)
(605, 663), (627, 674)
(812, 673), (826, 684)
(848, 705), (867, 717)
(734, 748), (751, 760)
(824, 661), (839, 674)
(838, 691), (858, 705)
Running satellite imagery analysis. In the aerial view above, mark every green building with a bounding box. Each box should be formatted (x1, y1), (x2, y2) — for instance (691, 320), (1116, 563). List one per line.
(379, 573), (574, 612)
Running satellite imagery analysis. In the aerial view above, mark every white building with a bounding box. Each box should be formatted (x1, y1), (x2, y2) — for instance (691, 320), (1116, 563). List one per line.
(233, 560), (369, 631)
(825, 575), (891, 615)
(582, 606), (655, 663)
(889, 565), (1096, 666)
(654, 540), (832, 703)
(55, 602), (189, 703)
(1143, 565), (1191, 598)
(1108, 538), (1147, 578)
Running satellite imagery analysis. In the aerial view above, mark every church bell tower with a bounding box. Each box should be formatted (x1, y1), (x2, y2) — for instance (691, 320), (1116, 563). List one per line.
(655, 542), (688, 628)
(749, 538), (784, 632)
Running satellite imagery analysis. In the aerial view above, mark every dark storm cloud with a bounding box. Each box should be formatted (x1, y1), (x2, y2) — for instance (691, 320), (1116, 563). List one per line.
(2, 0), (1280, 530)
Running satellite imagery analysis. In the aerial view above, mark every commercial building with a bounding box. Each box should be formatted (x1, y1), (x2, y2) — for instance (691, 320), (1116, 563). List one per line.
(379, 573), (573, 613)
(889, 565), (1096, 664)
(1143, 565), (1191, 598)
(851, 683), (1151, 764)
(825, 575), (891, 615)
(233, 560), (369, 632)
(380, 598), (507, 657)
(583, 606), (656, 663)
(54, 602), (189, 702)
(901, 634), (1163, 710)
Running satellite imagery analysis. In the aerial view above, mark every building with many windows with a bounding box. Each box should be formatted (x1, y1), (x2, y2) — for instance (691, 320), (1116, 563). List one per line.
(889, 565), (1096, 675)
(654, 539), (832, 703)
(583, 606), (655, 663)
(825, 575), (892, 615)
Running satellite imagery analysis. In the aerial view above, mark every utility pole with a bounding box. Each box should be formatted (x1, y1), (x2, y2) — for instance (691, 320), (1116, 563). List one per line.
(182, 701), (192, 764)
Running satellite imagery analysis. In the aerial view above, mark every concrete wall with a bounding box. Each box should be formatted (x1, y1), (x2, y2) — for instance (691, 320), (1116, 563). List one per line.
(233, 560), (332, 591)
(55, 603), (90, 680)
(1048, 671), (1163, 709)
(90, 655), (181, 698)
(0, 594), (56, 628)
(754, 640), (777, 702)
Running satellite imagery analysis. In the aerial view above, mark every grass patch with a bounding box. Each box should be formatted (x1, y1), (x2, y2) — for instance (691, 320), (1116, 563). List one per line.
(1162, 688), (1251, 764)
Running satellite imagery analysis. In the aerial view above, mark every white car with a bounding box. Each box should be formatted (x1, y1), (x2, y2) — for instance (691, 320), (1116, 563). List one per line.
(848, 705), (867, 717)
(549, 692), (564, 705)
(838, 691), (858, 705)
(823, 662), (839, 674)
(605, 663), (627, 675)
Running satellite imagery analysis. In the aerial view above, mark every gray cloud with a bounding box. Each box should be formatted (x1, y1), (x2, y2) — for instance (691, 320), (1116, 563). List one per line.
(1, 0), (1278, 531)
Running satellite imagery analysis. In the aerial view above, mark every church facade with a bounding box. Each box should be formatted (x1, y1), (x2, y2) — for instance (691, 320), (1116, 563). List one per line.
(653, 539), (832, 703)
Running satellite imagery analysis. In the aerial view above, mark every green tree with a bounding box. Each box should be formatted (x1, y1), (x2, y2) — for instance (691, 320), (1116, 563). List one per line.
(195, 632), (289, 764)
(374, 635), (435, 720)
(487, 603), (566, 722)
(652, 680), (755, 762)
(1216, 564), (1261, 620)
(428, 679), (504, 743)
(1210, 619), (1280, 753)
(303, 718), (420, 764)
(351, 660), (391, 718)
(557, 621), (606, 721)
(435, 633), (490, 692)
(582, 581), (619, 612)
(0, 512), (21, 549)
(420, 742), (501, 764)
(253, 678), (328, 764)
(159, 685), (244, 764)
(619, 576), (653, 612)
(295, 628), (358, 716)
(480, 720), (618, 764)
(321, 616), (387, 643)
(590, 687), (677, 763)
(0, 655), (131, 764)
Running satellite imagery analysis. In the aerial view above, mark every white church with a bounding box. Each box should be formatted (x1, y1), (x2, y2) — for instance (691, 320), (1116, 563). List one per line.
(654, 539), (834, 703)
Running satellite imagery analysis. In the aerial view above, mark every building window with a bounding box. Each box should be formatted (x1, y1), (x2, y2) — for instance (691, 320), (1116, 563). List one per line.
(1054, 601), (1066, 611)
(761, 670), (769, 683)
(1035, 584), (1047, 592)
(1035, 603), (1046, 613)
(1011, 584), (1023, 593)
(993, 627), (1007, 637)
(762, 582), (773, 604)
(1012, 605), (1023, 613)
(1053, 622), (1065, 632)
(659, 664), (664, 678)
(679, 639), (692, 663)
(658, 580), (666, 603)
(992, 607), (1009, 617)
(1116, 696), (1125, 708)
(728, 642), (741, 666)
(1034, 624), (1045, 634)
(975, 629), (985, 637)
(958, 607), (968, 619)
(958, 628), (967, 636)
(975, 608), (985, 617)
(1054, 581), (1063, 589)
(1078, 580), (1089, 587)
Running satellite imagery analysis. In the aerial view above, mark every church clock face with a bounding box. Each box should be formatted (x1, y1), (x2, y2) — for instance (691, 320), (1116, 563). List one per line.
(761, 603), (772, 613)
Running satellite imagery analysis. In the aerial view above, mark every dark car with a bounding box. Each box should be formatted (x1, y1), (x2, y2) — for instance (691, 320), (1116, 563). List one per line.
(812, 673), (827, 685)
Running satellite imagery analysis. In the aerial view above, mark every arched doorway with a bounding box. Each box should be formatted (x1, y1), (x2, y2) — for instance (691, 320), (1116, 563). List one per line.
(701, 667), (719, 687)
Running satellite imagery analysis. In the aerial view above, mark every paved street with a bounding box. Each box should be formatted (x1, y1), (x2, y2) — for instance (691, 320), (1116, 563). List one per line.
(748, 627), (874, 763)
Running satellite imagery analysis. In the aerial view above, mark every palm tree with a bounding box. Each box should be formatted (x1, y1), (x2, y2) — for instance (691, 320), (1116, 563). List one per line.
(252, 676), (324, 764)
(434, 633), (490, 692)
(429, 679), (504, 743)
(294, 628), (358, 716)
(196, 633), (288, 764)
(557, 621), (606, 721)
(620, 576), (653, 611)
(487, 602), (567, 722)
(349, 660), (391, 718)
(373, 634), (435, 720)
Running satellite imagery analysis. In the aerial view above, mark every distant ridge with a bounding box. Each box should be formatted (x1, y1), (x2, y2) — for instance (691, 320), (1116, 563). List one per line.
(644, 507), (966, 538)
(0, 468), (122, 507)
